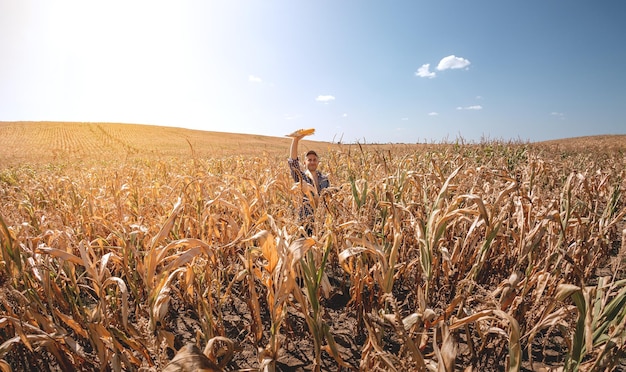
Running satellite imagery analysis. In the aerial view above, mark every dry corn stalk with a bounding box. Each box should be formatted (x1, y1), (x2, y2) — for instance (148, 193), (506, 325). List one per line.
(1, 132), (624, 371)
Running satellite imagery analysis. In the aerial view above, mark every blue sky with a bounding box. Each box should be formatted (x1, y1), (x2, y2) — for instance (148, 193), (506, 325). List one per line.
(1, 1), (625, 143)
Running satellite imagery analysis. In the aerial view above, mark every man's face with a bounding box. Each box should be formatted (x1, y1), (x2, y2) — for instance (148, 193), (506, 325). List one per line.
(305, 154), (318, 172)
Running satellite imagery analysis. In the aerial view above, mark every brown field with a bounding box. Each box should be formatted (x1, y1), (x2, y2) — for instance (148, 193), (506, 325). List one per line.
(0, 121), (301, 165)
(1, 121), (625, 371)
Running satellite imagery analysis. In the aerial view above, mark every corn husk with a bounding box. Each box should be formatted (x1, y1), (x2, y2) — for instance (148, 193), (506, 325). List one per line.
(286, 128), (315, 138)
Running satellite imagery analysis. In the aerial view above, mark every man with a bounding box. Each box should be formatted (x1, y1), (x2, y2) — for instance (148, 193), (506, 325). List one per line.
(287, 129), (330, 235)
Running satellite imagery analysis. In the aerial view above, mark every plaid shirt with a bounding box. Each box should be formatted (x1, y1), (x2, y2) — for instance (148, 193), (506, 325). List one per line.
(288, 157), (330, 234)
(288, 157), (330, 193)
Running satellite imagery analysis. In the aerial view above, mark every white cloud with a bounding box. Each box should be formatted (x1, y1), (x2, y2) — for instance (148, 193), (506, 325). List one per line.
(401, 117), (409, 121)
(457, 105), (483, 110)
(550, 112), (565, 119)
(475, 95), (483, 100)
(415, 63), (436, 78)
(248, 75), (262, 83)
(428, 112), (439, 116)
(316, 95), (335, 102)
(437, 55), (471, 71)
(341, 113), (348, 117)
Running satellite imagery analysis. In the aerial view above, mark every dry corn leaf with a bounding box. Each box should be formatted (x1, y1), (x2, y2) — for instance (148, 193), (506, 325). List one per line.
(159, 330), (177, 350)
(151, 268), (185, 329)
(101, 277), (129, 329)
(163, 343), (223, 372)
(164, 246), (207, 273)
(110, 334), (142, 367)
(147, 238), (213, 287)
(286, 128), (315, 138)
(78, 242), (99, 288)
(434, 322), (457, 372)
(109, 326), (154, 367)
(36, 247), (83, 266)
(203, 336), (236, 370)
(287, 237), (316, 264)
(62, 336), (85, 360)
(85, 322), (110, 367)
(449, 310), (520, 371)
(53, 309), (88, 338)
(0, 360), (12, 372)
(0, 334), (55, 359)
(99, 252), (114, 282)
(150, 197), (184, 251)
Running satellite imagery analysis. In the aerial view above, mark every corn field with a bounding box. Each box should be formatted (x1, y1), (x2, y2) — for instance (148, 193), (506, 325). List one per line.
(1, 123), (625, 371)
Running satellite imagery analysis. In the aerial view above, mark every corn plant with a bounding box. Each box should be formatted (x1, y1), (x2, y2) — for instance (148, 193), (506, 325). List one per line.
(0, 127), (624, 371)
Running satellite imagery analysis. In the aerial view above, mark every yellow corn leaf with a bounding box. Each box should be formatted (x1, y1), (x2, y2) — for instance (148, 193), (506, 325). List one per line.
(28, 309), (55, 336)
(449, 310), (494, 331)
(159, 330), (177, 350)
(338, 247), (367, 275)
(320, 272), (332, 299)
(263, 241), (280, 274)
(338, 246), (385, 275)
(147, 238), (213, 287)
(35, 247), (83, 266)
(461, 194), (490, 227)
(245, 268), (263, 343)
(285, 128), (315, 138)
(555, 283), (581, 302)
(89, 322), (112, 344)
(245, 230), (278, 273)
(99, 252), (113, 282)
(149, 197), (184, 250)
(78, 241), (99, 291)
(0, 360), (12, 372)
(494, 181), (519, 208)
(151, 268), (185, 329)
(101, 277), (129, 329)
(287, 237), (315, 264)
(185, 266), (195, 298)
(164, 247), (203, 273)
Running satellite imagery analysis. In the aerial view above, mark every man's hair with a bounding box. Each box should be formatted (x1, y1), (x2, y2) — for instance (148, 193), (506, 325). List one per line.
(305, 150), (318, 157)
